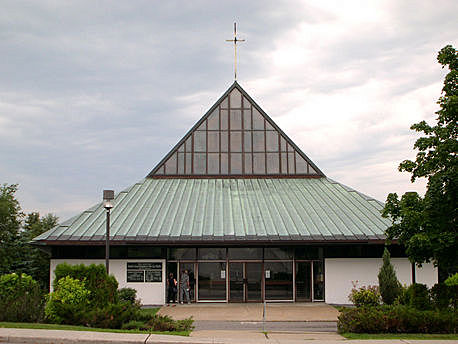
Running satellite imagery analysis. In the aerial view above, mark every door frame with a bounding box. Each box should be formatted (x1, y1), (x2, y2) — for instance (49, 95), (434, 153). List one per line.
(228, 261), (263, 302)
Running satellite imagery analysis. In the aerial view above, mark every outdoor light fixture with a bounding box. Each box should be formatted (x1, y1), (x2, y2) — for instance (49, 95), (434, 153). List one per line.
(103, 190), (114, 274)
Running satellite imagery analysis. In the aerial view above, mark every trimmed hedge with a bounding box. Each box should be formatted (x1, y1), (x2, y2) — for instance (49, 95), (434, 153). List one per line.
(338, 305), (457, 334)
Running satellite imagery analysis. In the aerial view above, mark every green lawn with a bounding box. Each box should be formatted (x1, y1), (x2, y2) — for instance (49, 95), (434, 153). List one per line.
(341, 333), (458, 340)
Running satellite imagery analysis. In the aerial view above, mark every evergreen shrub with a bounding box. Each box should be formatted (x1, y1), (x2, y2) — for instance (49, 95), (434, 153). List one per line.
(53, 263), (118, 307)
(378, 247), (401, 304)
(409, 283), (431, 310)
(0, 273), (44, 322)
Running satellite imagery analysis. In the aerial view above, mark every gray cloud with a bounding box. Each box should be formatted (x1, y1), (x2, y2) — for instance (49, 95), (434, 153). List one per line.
(0, 0), (457, 220)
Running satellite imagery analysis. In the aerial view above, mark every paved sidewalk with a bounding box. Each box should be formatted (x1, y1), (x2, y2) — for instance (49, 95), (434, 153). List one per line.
(158, 302), (340, 321)
(1, 328), (458, 344)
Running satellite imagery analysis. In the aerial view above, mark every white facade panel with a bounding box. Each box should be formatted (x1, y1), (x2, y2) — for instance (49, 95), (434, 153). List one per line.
(324, 258), (438, 304)
(50, 259), (166, 305)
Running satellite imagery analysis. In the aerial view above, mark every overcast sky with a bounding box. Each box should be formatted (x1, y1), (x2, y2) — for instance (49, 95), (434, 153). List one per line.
(1, 0), (457, 221)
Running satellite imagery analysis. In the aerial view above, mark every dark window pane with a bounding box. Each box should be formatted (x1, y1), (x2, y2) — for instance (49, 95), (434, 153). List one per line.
(266, 153), (279, 174)
(198, 248), (226, 260)
(228, 248), (263, 260)
(208, 132), (219, 152)
(221, 110), (228, 130)
(264, 247), (293, 259)
(287, 152), (295, 173)
(221, 132), (228, 152)
(230, 88), (242, 108)
(244, 132), (252, 152)
(221, 153), (228, 174)
(128, 247), (165, 258)
(185, 153), (192, 174)
(194, 131), (206, 152)
(266, 131), (279, 152)
(168, 248), (196, 260)
(194, 153), (206, 174)
(230, 131), (242, 152)
(177, 152), (185, 174)
(265, 262), (293, 300)
(296, 153), (307, 173)
(280, 153), (287, 174)
(253, 108), (264, 130)
(295, 247), (323, 259)
(230, 110), (242, 130)
(230, 153), (242, 174)
(208, 153), (219, 174)
(313, 261), (325, 300)
(243, 110), (251, 129)
(253, 153), (265, 174)
(295, 261), (311, 301)
(243, 96), (251, 109)
(221, 96), (229, 108)
(207, 109), (219, 130)
(165, 153), (177, 174)
(198, 262), (226, 300)
(252, 131), (265, 152)
(185, 136), (192, 152)
(244, 153), (253, 174)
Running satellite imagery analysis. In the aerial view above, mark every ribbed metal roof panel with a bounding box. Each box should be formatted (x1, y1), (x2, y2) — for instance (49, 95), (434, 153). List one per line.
(34, 178), (390, 243)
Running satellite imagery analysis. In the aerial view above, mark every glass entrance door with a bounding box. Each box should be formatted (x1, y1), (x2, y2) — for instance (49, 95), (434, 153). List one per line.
(295, 261), (312, 301)
(229, 262), (262, 302)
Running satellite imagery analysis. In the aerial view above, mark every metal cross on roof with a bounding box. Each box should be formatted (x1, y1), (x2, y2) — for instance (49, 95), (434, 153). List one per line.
(226, 22), (245, 80)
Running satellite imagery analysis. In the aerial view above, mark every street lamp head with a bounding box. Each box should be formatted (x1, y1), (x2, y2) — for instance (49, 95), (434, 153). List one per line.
(103, 189), (114, 210)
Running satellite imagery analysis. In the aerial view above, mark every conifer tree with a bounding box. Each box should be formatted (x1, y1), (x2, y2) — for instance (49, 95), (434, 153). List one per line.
(378, 247), (401, 305)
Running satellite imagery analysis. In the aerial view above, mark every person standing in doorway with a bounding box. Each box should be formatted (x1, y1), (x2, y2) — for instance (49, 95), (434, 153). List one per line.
(180, 269), (191, 304)
(166, 272), (177, 305)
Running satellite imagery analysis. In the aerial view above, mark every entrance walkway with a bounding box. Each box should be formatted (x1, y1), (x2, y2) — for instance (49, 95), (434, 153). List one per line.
(158, 302), (340, 321)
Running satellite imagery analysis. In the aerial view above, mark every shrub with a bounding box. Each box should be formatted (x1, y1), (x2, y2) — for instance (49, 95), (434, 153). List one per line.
(146, 314), (194, 332)
(118, 287), (137, 305)
(45, 276), (91, 324)
(53, 263), (118, 307)
(338, 305), (458, 334)
(445, 273), (458, 287)
(349, 285), (381, 307)
(84, 301), (139, 329)
(430, 283), (451, 310)
(378, 247), (401, 305)
(0, 273), (44, 322)
(409, 283), (431, 310)
(395, 284), (411, 305)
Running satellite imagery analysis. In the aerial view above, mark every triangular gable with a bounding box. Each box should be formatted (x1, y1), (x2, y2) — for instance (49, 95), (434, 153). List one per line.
(147, 82), (324, 177)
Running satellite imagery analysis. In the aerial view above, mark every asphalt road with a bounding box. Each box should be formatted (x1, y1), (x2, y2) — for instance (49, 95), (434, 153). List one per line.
(194, 320), (337, 332)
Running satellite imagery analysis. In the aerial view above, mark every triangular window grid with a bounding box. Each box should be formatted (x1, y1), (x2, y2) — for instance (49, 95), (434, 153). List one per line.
(148, 82), (324, 177)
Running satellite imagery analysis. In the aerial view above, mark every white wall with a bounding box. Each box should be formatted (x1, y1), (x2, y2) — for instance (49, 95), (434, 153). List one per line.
(50, 259), (166, 305)
(324, 258), (438, 304)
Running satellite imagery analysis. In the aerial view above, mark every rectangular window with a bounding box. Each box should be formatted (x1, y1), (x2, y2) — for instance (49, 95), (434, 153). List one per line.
(207, 153), (219, 174)
(208, 132), (219, 152)
(230, 153), (242, 174)
(230, 110), (242, 130)
(198, 248), (226, 260)
(230, 131), (242, 152)
(253, 153), (265, 174)
(198, 262), (227, 300)
(264, 262), (293, 300)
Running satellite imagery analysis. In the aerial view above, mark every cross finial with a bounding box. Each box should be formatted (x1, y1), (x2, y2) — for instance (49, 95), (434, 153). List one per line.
(226, 22), (245, 80)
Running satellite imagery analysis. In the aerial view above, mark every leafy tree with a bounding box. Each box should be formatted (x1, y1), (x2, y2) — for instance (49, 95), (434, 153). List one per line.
(383, 45), (457, 271)
(19, 212), (58, 290)
(378, 247), (401, 305)
(0, 184), (23, 275)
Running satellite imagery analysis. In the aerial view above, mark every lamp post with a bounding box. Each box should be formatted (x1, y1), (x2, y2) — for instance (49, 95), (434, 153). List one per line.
(103, 190), (114, 274)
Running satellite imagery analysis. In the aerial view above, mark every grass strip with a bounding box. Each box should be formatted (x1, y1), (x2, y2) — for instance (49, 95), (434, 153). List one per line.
(0, 322), (189, 336)
(341, 333), (458, 340)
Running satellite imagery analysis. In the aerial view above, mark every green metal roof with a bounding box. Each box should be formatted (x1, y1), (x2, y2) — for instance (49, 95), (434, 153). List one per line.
(34, 177), (389, 244)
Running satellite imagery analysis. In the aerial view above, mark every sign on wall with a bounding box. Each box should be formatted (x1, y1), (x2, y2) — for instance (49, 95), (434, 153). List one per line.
(127, 262), (162, 283)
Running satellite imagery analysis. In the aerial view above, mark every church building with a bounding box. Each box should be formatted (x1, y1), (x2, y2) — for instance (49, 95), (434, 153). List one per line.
(33, 81), (437, 305)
